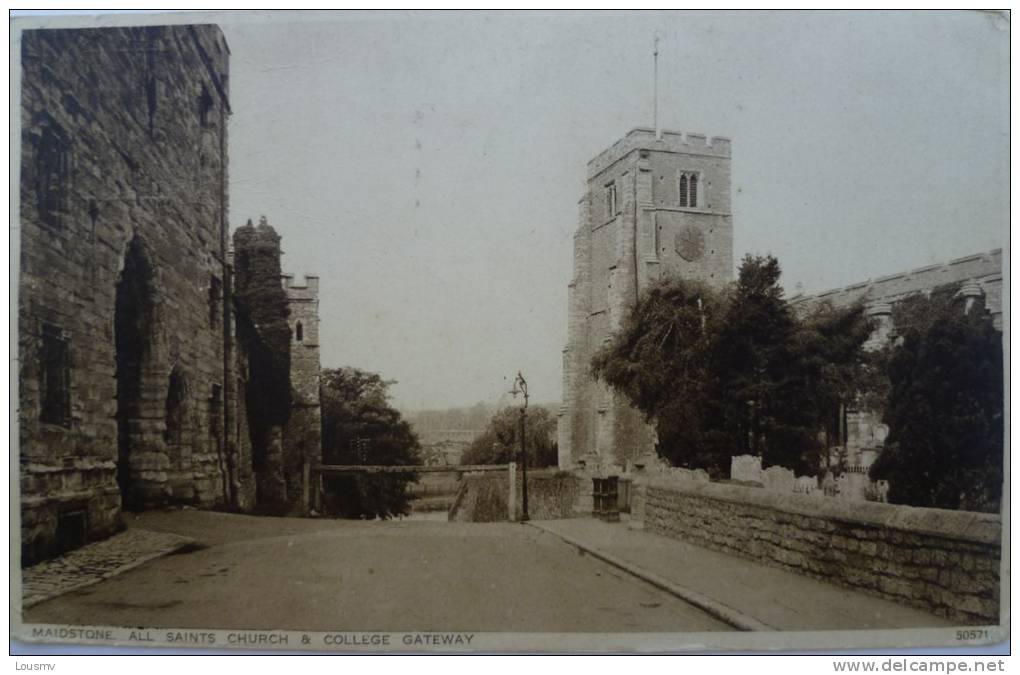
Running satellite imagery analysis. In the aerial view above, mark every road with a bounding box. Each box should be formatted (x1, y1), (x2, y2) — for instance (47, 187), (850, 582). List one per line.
(25, 510), (730, 633)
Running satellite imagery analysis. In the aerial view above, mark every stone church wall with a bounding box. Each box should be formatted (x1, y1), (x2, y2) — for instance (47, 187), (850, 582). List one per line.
(560, 128), (733, 471)
(790, 248), (1003, 468)
(632, 478), (1001, 624)
(18, 25), (233, 564)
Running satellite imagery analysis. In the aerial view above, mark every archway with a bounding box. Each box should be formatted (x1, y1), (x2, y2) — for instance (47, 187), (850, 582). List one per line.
(114, 236), (159, 511)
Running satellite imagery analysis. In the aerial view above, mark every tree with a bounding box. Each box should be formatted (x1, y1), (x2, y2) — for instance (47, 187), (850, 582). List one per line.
(592, 254), (872, 477)
(591, 276), (729, 473)
(869, 291), (1003, 512)
(320, 367), (422, 519)
(785, 299), (875, 470)
(460, 405), (558, 468)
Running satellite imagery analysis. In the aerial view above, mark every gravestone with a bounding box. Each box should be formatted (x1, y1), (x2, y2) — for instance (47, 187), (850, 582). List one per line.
(730, 455), (763, 483)
(762, 465), (796, 493)
(794, 475), (817, 495)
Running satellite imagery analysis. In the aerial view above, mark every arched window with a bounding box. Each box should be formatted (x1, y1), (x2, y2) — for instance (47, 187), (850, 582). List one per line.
(678, 172), (699, 208)
(604, 182), (618, 218)
(199, 84), (214, 127)
(295, 321), (303, 342)
(39, 323), (71, 426)
(33, 117), (72, 230)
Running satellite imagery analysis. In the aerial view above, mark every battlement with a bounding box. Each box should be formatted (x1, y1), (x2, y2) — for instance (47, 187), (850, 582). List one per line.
(281, 273), (319, 299)
(587, 127), (731, 179)
(789, 248), (1002, 314)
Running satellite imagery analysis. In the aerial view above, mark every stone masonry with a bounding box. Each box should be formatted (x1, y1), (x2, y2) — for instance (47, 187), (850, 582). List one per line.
(282, 273), (322, 513)
(789, 248), (1003, 469)
(559, 128), (733, 470)
(632, 478), (1001, 625)
(18, 25), (324, 564)
(18, 25), (233, 565)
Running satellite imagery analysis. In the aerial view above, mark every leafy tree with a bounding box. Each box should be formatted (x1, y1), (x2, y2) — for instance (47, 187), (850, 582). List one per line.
(461, 405), (558, 468)
(869, 292), (1003, 512)
(591, 276), (729, 473)
(785, 300), (875, 470)
(592, 254), (872, 477)
(320, 367), (422, 519)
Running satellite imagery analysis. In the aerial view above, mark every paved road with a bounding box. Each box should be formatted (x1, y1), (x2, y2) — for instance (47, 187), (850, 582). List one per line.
(25, 510), (730, 633)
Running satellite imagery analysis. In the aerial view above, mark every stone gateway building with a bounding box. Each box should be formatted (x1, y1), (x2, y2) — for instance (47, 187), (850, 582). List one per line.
(18, 25), (321, 564)
(558, 128), (734, 470)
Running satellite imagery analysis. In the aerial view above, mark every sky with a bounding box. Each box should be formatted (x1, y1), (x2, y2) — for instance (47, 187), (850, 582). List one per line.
(210, 10), (1007, 411)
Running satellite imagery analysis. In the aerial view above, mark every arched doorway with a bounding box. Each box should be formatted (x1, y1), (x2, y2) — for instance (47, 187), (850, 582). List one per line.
(114, 236), (159, 511)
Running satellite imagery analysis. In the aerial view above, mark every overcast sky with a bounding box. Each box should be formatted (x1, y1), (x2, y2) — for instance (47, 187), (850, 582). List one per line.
(32, 10), (1002, 411)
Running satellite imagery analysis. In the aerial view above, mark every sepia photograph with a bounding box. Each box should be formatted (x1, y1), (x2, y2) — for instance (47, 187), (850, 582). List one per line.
(10, 9), (1008, 654)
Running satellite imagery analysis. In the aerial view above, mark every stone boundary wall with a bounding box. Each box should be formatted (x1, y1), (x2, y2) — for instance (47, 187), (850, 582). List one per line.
(631, 478), (1001, 625)
(448, 470), (582, 522)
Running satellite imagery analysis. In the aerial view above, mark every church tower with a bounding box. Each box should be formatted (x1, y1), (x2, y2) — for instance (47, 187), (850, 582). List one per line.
(558, 128), (733, 470)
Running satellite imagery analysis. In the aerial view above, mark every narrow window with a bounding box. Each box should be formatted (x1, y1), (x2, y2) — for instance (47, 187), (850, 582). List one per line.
(295, 321), (304, 342)
(34, 121), (72, 230)
(199, 84), (214, 128)
(678, 175), (688, 207)
(689, 174), (698, 208)
(605, 183), (618, 218)
(209, 384), (222, 441)
(40, 323), (71, 426)
(208, 275), (222, 328)
(146, 76), (158, 134)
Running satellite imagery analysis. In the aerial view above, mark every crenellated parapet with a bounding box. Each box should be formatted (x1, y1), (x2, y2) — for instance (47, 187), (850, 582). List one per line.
(587, 127), (731, 180)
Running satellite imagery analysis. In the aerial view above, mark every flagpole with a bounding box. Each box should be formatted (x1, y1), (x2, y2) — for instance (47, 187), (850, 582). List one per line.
(653, 35), (660, 139)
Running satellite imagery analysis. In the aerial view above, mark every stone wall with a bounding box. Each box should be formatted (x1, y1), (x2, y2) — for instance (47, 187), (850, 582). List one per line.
(282, 273), (322, 513)
(632, 478), (1001, 624)
(448, 469), (582, 522)
(18, 25), (233, 564)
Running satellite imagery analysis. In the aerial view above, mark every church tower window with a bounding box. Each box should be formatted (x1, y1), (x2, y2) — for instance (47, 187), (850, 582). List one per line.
(605, 182), (618, 218)
(678, 172), (699, 208)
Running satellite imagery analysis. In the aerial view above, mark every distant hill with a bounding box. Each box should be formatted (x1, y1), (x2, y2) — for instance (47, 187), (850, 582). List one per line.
(403, 402), (561, 437)
(403, 402), (560, 465)
(402, 402), (494, 439)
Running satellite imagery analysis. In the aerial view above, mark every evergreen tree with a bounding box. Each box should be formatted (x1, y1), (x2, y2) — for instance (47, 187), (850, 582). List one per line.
(869, 292), (1003, 512)
(592, 255), (872, 477)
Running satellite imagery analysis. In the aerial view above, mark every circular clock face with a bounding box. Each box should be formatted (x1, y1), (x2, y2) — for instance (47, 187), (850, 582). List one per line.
(674, 224), (705, 262)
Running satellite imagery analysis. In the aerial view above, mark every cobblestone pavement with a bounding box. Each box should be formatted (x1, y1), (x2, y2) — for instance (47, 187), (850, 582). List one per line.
(22, 528), (194, 608)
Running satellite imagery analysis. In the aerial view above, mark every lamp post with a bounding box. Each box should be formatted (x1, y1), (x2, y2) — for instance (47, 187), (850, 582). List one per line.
(509, 371), (529, 522)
